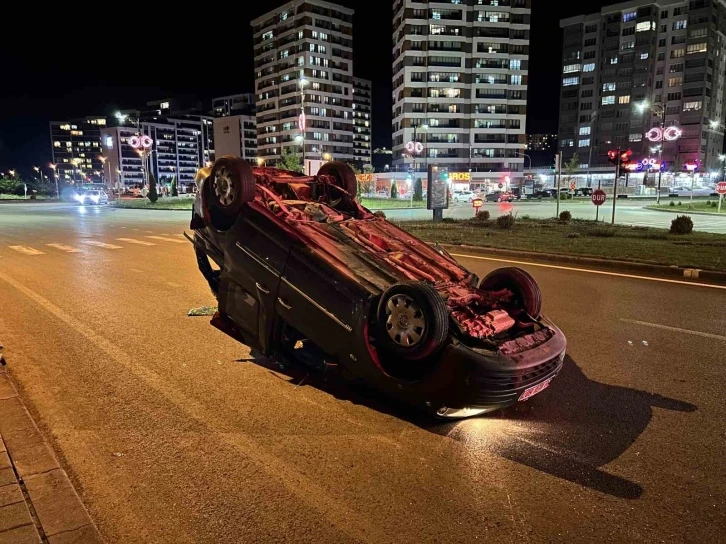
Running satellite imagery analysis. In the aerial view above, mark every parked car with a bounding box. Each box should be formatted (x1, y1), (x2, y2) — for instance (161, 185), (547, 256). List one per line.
(485, 191), (514, 202)
(75, 190), (108, 205)
(668, 186), (717, 197)
(452, 190), (477, 203)
(575, 187), (593, 197)
(535, 188), (557, 198)
(189, 157), (566, 418)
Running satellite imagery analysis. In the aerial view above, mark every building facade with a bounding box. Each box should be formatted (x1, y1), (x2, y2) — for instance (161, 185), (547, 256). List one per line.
(527, 134), (557, 152)
(49, 117), (107, 183)
(100, 115), (214, 192)
(213, 93), (257, 117)
(391, 0), (531, 183)
(352, 77), (373, 169)
(559, 0), (726, 174)
(212, 93), (258, 163)
(251, 1), (355, 166)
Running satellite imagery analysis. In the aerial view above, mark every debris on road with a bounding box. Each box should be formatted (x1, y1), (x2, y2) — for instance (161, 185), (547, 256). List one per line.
(187, 306), (217, 317)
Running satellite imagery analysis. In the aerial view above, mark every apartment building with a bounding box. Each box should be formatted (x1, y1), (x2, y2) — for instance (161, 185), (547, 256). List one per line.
(49, 117), (107, 183)
(251, 1), (356, 166)
(352, 77), (373, 169)
(559, 0), (726, 173)
(392, 0), (531, 184)
(212, 93), (258, 163)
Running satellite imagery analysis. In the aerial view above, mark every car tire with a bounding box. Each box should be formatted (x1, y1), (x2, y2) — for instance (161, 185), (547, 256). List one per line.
(204, 156), (256, 231)
(376, 281), (449, 361)
(479, 267), (542, 318)
(318, 161), (357, 199)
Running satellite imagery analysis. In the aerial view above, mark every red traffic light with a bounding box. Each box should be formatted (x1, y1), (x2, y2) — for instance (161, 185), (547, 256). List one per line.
(607, 150), (619, 165)
(620, 149), (633, 164)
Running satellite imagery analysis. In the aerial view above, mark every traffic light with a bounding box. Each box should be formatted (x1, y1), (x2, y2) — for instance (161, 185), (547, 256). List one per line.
(619, 149), (633, 170)
(607, 149), (619, 165)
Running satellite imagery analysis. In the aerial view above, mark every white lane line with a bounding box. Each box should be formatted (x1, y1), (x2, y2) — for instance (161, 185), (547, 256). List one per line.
(621, 319), (726, 342)
(0, 270), (382, 544)
(146, 236), (186, 244)
(451, 253), (726, 291)
(166, 282), (182, 288)
(46, 243), (81, 253)
(8, 246), (45, 256)
(83, 241), (123, 250)
(116, 238), (156, 246)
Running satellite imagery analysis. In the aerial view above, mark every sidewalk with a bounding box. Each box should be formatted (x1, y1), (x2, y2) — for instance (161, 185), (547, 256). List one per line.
(0, 356), (102, 543)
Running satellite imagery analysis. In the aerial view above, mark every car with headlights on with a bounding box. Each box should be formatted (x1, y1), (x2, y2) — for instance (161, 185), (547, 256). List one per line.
(76, 190), (108, 205)
(188, 156), (566, 418)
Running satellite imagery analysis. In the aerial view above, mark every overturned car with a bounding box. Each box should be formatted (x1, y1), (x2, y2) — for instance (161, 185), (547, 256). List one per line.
(190, 157), (566, 418)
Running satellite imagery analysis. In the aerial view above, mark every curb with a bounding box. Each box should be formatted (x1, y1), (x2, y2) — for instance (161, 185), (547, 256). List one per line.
(436, 243), (726, 285)
(0, 359), (103, 543)
(644, 206), (726, 218)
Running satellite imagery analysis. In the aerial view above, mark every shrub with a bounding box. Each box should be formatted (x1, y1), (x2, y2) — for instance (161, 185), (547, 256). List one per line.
(589, 227), (616, 238)
(668, 200), (675, 207)
(566, 232), (581, 239)
(669, 215), (694, 235)
(706, 200), (712, 207)
(559, 210), (572, 222)
(390, 183), (398, 199)
(677, 201), (682, 206)
(520, 214), (531, 220)
(171, 176), (178, 197)
(476, 210), (491, 221)
(373, 210), (386, 219)
(442, 217), (456, 223)
(413, 178), (423, 202)
(496, 213), (516, 229)
(147, 173), (158, 203)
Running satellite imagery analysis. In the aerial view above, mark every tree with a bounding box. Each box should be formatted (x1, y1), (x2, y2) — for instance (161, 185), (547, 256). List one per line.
(280, 147), (303, 173)
(148, 173), (158, 203)
(562, 153), (580, 199)
(0, 178), (19, 195)
(171, 176), (178, 197)
(390, 182), (398, 199)
(413, 178), (423, 202)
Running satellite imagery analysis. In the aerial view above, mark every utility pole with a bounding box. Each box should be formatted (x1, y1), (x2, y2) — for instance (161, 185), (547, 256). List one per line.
(555, 152), (562, 218)
(612, 148), (620, 225)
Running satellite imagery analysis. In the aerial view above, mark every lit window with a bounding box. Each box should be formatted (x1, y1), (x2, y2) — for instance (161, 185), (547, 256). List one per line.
(687, 43), (707, 54)
(683, 101), (702, 111)
(629, 133), (642, 142)
(621, 40), (635, 50)
(160, 101), (170, 109)
(672, 20), (687, 30)
(622, 11), (636, 22)
(640, 53), (649, 60)
(578, 138), (590, 147)
(610, 56), (618, 64)
(602, 96), (615, 105)
(562, 139), (574, 147)
(510, 75), (522, 85)
(602, 82), (616, 92)
(510, 59), (521, 70)
(618, 95), (631, 104)
(583, 63), (595, 72)
(262, 31), (273, 41)
(562, 77), (579, 87)
(563, 64), (581, 74)
(668, 77), (683, 87)
(636, 21), (654, 32)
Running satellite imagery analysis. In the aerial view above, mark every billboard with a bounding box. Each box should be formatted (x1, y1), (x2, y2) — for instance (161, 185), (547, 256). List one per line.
(427, 165), (450, 210)
(213, 117), (242, 157)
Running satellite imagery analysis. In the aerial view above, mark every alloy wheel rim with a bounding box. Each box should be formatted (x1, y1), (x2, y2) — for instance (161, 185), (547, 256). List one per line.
(213, 167), (236, 207)
(385, 294), (426, 347)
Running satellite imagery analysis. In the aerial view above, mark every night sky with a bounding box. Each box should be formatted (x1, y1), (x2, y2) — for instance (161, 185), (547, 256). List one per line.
(0, 1), (612, 175)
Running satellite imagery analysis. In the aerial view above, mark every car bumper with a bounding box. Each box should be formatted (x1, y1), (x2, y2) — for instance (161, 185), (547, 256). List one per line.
(391, 318), (566, 414)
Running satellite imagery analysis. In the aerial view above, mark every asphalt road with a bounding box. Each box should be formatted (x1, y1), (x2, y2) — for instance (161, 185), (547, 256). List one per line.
(383, 198), (726, 233)
(0, 202), (724, 543)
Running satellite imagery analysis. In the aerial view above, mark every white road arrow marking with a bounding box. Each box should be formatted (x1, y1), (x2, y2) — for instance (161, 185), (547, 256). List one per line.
(83, 241), (123, 249)
(145, 236), (186, 244)
(9, 246), (45, 256)
(116, 238), (156, 246)
(46, 243), (81, 253)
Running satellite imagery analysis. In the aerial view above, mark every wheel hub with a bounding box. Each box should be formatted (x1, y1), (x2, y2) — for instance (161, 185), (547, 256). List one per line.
(385, 294), (426, 348)
(213, 167), (236, 207)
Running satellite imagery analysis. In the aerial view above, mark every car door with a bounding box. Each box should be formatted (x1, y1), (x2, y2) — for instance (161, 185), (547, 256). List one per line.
(218, 208), (290, 353)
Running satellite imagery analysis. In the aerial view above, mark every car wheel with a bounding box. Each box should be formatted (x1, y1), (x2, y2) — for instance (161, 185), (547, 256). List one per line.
(318, 161), (357, 199)
(204, 156), (256, 231)
(376, 281), (449, 361)
(479, 267), (542, 318)
(497, 198), (502, 202)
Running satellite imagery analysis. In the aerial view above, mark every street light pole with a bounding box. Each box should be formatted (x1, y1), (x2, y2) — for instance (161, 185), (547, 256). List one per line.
(49, 164), (58, 199)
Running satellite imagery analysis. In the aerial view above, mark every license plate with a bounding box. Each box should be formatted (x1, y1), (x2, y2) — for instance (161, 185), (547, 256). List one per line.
(519, 378), (553, 402)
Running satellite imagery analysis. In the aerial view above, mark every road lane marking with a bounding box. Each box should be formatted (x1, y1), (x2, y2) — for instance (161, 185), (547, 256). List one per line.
(46, 243), (81, 253)
(8, 246), (45, 256)
(0, 270), (382, 544)
(166, 282), (181, 288)
(621, 319), (726, 342)
(451, 253), (726, 291)
(145, 236), (186, 244)
(83, 241), (123, 249)
(116, 238), (156, 246)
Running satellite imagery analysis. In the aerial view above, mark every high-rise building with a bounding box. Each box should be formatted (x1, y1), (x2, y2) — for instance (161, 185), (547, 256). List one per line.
(49, 117), (107, 183)
(100, 115), (214, 192)
(251, 1), (355, 166)
(212, 93), (258, 164)
(527, 134), (557, 152)
(352, 77), (373, 169)
(391, 0), (531, 185)
(559, 0), (726, 173)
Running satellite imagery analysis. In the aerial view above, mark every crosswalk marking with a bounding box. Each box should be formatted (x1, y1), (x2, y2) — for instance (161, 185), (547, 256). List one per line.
(83, 241), (123, 249)
(46, 243), (80, 253)
(9, 246), (45, 256)
(146, 236), (186, 244)
(116, 238), (156, 246)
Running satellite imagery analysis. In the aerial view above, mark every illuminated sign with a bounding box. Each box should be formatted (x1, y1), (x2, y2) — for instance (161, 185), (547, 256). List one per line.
(129, 135), (153, 150)
(450, 172), (471, 182)
(646, 126), (682, 142)
(683, 162), (699, 172)
(356, 174), (375, 182)
(406, 141), (424, 154)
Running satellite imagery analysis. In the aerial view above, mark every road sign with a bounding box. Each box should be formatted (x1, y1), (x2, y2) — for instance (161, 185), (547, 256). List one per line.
(716, 182), (726, 195)
(570, 181), (576, 192)
(591, 189), (607, 206)
(472, 198), (483, 209)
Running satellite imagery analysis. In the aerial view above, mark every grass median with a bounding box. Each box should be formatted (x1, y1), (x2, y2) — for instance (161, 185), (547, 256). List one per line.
(647, 201), (726, 215)
(360, 197), (425, 210)
(396, 216), (726, 272)
(112, 198), (194, 210)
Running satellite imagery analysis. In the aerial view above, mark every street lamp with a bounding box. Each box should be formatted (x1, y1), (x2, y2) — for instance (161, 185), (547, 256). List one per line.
(48, 163), (59, 199)
(636, 101), (666, 203)
(33, 166), (43, 183)
(256, 157), (266, 168)
(8, 169), (15, 178)
(298, 77), (309, 170)
(322, 152), (332, 162)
